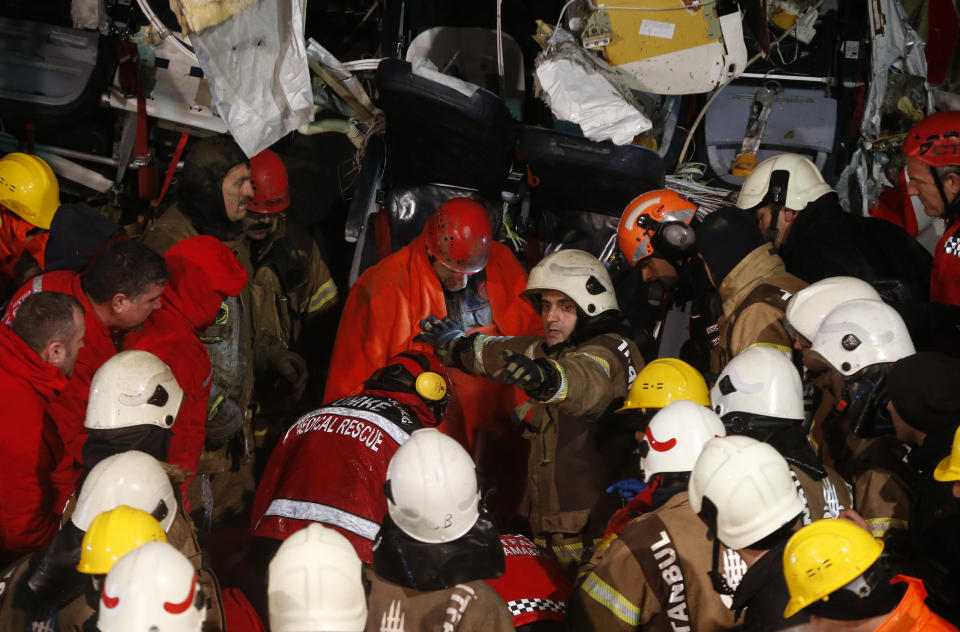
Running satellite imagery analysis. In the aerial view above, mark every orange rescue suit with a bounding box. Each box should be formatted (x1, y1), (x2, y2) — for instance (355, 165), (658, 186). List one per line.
(324, 234), (540, 451)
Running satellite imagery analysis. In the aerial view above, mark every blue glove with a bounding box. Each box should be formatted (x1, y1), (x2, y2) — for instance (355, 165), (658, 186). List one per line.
(414, 315), (467, 365)
(606, 479), (647, 502)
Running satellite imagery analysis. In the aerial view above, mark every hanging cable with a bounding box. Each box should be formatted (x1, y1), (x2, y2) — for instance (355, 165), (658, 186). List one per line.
(135, 0), (195, 60)
(673, 0), (824, 173)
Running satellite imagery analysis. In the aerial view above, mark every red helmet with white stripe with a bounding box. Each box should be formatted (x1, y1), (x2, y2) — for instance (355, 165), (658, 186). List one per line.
(639, 400), (726, 482)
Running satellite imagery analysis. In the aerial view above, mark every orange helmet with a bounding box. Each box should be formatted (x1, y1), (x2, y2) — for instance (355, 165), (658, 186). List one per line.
(617, 189), (697, 265)
(248, 149), (290, 214)
(423, 198), (492, 274)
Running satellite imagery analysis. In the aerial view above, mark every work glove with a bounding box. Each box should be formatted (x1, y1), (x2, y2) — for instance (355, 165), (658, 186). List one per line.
(494, 351), (561, 401)
(414, 315), (467, 365)
(270, 349), (309, 398)
(18, 522), (86, 621)
(606, 478), (647, 502)
(206, 388), (246, 449)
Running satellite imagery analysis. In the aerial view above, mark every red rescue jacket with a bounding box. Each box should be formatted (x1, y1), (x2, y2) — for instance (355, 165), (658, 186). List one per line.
(485, 534), (572, 627)
(125, 236), (247, 497)
(0, 326), (67, 558)
(3, 271), (120, 509)
(931, 218), (960, 306)
(252, 390), (436, 562)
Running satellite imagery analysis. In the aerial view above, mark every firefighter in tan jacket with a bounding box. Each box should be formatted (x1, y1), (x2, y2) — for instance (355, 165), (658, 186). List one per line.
(418, 249), (644, 572)
(710, 346), (853, 526)
(808, 299), (917, 546)
(243, 149), (338, 398)
(566, 401), (741, 631)
(371, 429), (513, 631)
(688, 436), (809, 632)
(694, 207), (807, 377)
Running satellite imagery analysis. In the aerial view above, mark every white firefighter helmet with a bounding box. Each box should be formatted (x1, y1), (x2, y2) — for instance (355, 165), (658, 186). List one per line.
(522, 249), (619, 316)
(85, 350), (184, 431)
(71, 450), (178, 533)
(385, 428), (481, 543)
(640, 400), (726, 483)
(711, 346), (804, 422)
(785, 277), (881, 343)
(811, 299), (915, 377)
(689, 435), (804, 550)
(97, 541), (205, 632)
(268, 523), (367, 632)
(736, 153), (835, 211)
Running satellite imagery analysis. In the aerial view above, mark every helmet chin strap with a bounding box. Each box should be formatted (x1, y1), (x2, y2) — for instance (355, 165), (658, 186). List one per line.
(765, 205), (782, 245)
(929, 165), (960, 218)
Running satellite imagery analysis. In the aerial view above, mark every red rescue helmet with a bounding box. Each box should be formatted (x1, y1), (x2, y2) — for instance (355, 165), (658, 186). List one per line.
(902, 111), (960, 168)
(617, 189), (697, 265)
(248, 149), (290, 214)
(423, 198), (492, 274)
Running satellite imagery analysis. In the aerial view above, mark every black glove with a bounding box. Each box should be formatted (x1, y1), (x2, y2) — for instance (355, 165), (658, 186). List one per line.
(414, 315), (467, 365)
(494, 351), (560, 401)
(19, 522), (87, 616)
(270, 349), (309, 397)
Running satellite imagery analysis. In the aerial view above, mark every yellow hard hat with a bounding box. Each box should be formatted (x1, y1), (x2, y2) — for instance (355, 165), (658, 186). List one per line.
(76, 505), (167, 575)
(934, 425), (960, 482)
(0, 153), (60, 229)
(782, 519), (884, 618)
(617, 358), (710, 413)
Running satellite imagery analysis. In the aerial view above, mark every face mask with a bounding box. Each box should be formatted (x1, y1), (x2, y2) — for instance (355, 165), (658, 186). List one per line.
(82, 426), (172, 474)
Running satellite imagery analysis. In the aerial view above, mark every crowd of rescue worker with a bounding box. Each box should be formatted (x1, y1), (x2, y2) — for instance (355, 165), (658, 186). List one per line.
(0, 109), (957, 631)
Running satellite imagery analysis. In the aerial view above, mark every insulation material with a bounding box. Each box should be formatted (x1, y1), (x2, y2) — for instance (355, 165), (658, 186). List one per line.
(188, 0), (313, 157)
(172, 0), (258, 35)
(862, 0), (928, 139)
(839, 0), (928, 216)
(534, 29), (651, 145)
(71, 0), (104, 30)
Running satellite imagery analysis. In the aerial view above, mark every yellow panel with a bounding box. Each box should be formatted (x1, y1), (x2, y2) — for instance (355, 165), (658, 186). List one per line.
(174, 0), (259, 34)
(601, 0), (720, 65)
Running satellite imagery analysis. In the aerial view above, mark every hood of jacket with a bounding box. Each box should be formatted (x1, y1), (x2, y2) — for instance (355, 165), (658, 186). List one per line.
(175, 137), (248, 241)
(159, 235), (248, 333)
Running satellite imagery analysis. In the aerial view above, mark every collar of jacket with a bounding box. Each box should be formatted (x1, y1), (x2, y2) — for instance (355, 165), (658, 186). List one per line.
(0, 325), (68, 400)
(778, 194), (838, 262)
(717, 244), (788, 314)
(74, 272), (122, 347)
(731, 538), (809, 629)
